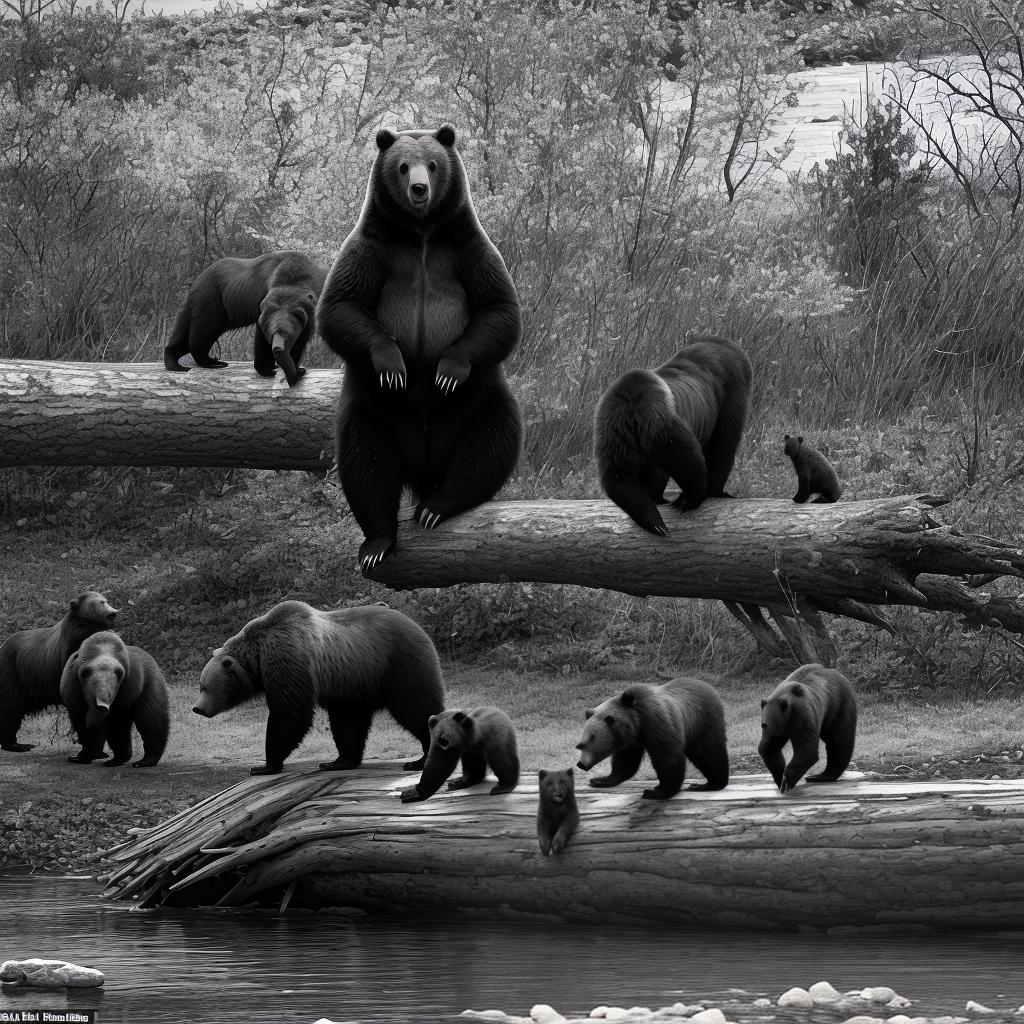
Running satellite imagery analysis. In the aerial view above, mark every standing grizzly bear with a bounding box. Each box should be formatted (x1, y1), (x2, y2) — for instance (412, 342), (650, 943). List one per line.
(317, 125), (523, 573)
(537, 767), (580, 856)
(759, 663), (857, 793)
(0, 591), (119, 753)
(575, 677), (729, 800)
(193, 601), (446, 776)
(61, 632), (170, 768)
(163, 251), (328, 386)
(400, 705), (519, 802)
(784, 434), (842, 503)
(594, 335), (752, 536)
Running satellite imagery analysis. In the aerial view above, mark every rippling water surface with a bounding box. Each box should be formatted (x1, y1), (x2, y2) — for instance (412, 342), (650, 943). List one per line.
(2, 875), (1024, 1024)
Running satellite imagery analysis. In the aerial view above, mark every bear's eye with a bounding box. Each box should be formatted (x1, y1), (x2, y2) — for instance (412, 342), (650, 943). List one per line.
(399, 162), (409, 175)
(428, 160), (437, 172)
(222, 658), (233, 668)
(81, 667), (91, 678)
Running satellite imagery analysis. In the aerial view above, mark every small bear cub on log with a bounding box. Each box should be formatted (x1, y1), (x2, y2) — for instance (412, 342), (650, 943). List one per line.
(784, 434), (842, 503)
(758, 663), (857, 793)
(537, 767), (579, 856)
(575, 677), (729, 800)
(400, 706), (519, 802)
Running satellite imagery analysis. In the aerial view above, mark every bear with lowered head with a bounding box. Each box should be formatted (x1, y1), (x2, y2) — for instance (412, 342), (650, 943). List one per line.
(759, 663), (857, 793)
(400, 705), (519, 803)
(317, 124), (523, 573)
(575, 677), (729, 800)
(60, 631), (170, 768)
(0, 590), (119, 753)
(163, 251), (327, 385)
(193, 600), (446, 776)
(594, 335), (752, 536)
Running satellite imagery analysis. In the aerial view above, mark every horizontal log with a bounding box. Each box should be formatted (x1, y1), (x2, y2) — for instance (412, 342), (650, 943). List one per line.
(0, 359), (340, 470)
(101, 763), (1024, 930)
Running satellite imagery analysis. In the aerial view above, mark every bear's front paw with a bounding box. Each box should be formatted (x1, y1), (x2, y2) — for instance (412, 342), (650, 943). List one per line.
(399, 785), (424, 803)
(358, 535), (396, 573)
(250, 763), (283, 776)
(435, 351), (470, 394)
(3, 741), (36, 752)
(588, 775), (618, 788)
(319, 757), (360, 771)
(415, 503), (445, 531)
(779, 775), (798, 794)
(285, 367), (307, 387)
(642, 786), (673, 800)
(371, 342), (407, 390)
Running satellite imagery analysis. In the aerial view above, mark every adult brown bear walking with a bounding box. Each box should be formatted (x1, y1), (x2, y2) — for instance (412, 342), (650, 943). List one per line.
(193, 601), (446, 776)
(0, 591), (119, 753)
(317, 125), (523, 572)
(61, 632), (170, 768)
(163, 251), (328, 385)
(594, 335), (752, 536)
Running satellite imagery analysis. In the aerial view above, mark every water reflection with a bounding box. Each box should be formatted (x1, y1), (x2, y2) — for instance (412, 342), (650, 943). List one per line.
(2, 875), (1024, 1024)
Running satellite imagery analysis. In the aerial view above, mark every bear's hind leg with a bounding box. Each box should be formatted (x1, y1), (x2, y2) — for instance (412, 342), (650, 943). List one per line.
(320, 702), (372, 771)
(652, 423), (708, 511)
(0, 701), (33, 752)
(132, 687), (170, 768)
(807, 702), (856, 782)
(384, 681), (443, 771)
(447, 750), (487, 790)
(686, 738), (730, 792)
(588, 744), (643, 789)
(487, 743), (520, 795)
(188, 319), (229, 369)
(703, 382), (748, 498)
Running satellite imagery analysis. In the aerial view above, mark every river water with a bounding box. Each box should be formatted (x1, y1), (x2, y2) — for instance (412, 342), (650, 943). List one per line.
(2, 875), (1024, 1024)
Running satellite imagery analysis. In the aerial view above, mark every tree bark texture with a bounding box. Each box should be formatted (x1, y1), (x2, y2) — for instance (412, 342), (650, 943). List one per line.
(0, 359), (340, 471)
(101, 763), (1024, 930)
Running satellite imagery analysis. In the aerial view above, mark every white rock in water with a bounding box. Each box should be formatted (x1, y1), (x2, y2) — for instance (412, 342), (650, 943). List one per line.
(931, 1017), (969, 1024)
(778, 988), (814, 1008)
(845, 1016), (885, 1024)
(751, 999), (773, 1009)
(652, 1004), (703, 1018)
(531, 1006), (566, 1024)
(625, 1008), (652, 1017)
(460, 1013), (509, 1022)
(1015, 1006), (1024, 1016)
(887, 1015), (913, 1024)
(966, 1002), (995, 1015)
(887, 998), (913, 1010)
(590, 1010), (609, 1019)
(604, 1010), (630, 1023)
(689, 1009), (727, 1024)
(861, 988), (899, 1004)
(0, 959), (104, 989)
(810, 982), (843, 1003)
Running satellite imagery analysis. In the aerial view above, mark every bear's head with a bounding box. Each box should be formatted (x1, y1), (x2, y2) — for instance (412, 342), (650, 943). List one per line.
(760, 681), (805, 736)
(427, 709), (472, 751)
(71, 631), (129, 729)
(538, 767), (575, 805)
(575, 691), (641, 771)
(373, 124), (464, 222)
(783, 434), (804, 458)
(194, 645), (257, 718)
(68, 591), (119, 628)
(258, 284), (318, 357)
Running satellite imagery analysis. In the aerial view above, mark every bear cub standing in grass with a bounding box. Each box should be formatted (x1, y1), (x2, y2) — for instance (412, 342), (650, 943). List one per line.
(61, 632), (170, 768)
(194, 601), (446, 776)
(400, 705), (519, 802)
(594, 335), (752, 536)
(575, 677), (729, 800)
(784, 434), (842, 503)
(758, 663), (857, 793)
(317, 124), (523, 573)
(537, 767), (579, 856)
(0, 590), (119, 753)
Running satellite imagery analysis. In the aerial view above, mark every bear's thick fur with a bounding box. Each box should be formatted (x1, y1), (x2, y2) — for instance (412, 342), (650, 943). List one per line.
(594, 335), (752, 536)
(193, 600), (446, 776)
(784, 434), (842, 503)
(163, 251), (327, 385)
(759, 663), (857, 793)
(61, 631), (170, 768)
(575, 676), (729, 800)
(400, 705), (519, 802)
(317, 125), (523, 572)
(0, 591), (119, 753)
(537, 767), (579, 856)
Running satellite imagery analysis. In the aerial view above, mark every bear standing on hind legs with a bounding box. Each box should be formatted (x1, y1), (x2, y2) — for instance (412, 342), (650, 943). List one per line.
(163, 251), (327, 385)
(317, 125), (523, 573)
(784, 434), (842, 503)
(758, 663), (857, 793)
(594, 335), (752, 536)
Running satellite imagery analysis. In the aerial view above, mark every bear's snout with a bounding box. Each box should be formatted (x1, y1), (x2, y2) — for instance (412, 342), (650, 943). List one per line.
(192, 705), (213, 718)
(410, 181), (428, 200)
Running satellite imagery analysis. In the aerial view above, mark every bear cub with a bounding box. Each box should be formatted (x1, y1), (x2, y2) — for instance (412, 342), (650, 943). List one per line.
(576, 676), (729, 800)
(759, 663), (857, 793)
(400, 705), (519, 802)
(784, 434), (842, 503)
(537, 767), (580, 856)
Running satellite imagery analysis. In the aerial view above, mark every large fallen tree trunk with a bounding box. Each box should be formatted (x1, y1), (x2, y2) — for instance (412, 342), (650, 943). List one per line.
(367, 495), (1024, 662)
(0, 359), (340, 470)
(100, 763), (1024, 930)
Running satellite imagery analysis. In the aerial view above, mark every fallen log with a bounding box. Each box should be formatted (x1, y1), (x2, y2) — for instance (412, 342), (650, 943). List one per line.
(0, 359), (339, 470)
(100, 762), (1024, 931)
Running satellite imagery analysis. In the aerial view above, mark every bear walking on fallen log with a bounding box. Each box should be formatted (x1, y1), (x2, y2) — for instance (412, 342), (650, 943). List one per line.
(575, 677), (729, 800)
(193, 601), (446, 776)
(537, 767), (580, 856)
(758, 663), (857, 792)
(400, 705), (519, 802)
(163, 251), (327, 385)
(61, 632), (170, 768)
(0, 591), (119, 753)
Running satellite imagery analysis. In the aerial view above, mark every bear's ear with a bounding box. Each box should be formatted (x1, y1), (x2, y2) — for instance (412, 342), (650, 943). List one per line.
(436, 124), (456, 147)
(760, 698), (767, 708)
(784, 434), (791, 441)
(790, 683), (805, 698)
(619, 690), (636, 708)
(538, 769), (548, 780)
(584, 708), (594, 720)
(376, 128), (397, 151)
(428, 714), (439, 729)
(798, 435), (804, 443)
(70, 596), (81, 613)
(566, 766), (574, 776)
